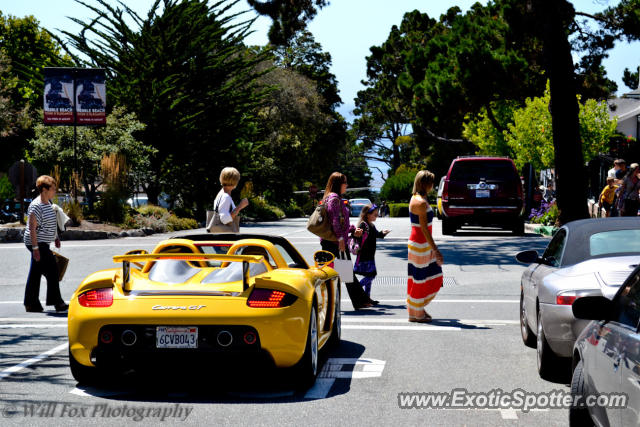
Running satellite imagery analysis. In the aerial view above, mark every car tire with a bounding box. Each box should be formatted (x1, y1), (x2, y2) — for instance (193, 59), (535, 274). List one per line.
(512, 218), (525, 235)
(520, 291), (536, 348)
(296, 304), (319, 389)
(537, 310), (560, 380)
(442, 217), (456, 235)
(328, 283), (341, 348)
(69, 348), (101, 385)
(569, 360), (594, 426)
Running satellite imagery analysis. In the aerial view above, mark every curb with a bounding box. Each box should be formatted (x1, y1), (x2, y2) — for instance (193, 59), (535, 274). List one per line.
(0, 226), (156, 243)
(524, 223), (557, 237)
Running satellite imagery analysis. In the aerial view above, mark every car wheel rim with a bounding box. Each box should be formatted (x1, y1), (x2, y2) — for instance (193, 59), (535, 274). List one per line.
(311, 310), (318, 375)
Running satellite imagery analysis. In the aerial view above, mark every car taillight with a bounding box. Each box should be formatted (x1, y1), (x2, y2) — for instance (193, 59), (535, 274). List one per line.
(78, 288), (113, 307)
(442, 180), (449, 202)
(247, 288), (297, 308)
(556, 295), (578, 305)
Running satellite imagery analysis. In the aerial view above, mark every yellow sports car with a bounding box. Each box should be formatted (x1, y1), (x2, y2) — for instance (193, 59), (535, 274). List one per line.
(68, 233), (341, 388)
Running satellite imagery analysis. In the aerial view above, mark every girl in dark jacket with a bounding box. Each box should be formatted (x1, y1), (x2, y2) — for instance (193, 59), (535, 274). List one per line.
(352, 204), (390, 305)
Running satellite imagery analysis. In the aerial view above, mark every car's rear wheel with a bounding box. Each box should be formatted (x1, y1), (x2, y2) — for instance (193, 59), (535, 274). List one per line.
(296, 304), (319, 389)
(442, 217), (456, 235)
(537, 310), (560, 380)
(569, 360), (594, 426)
(69, 348), (101, 385)
(328, 283), (341, 348)
(520, 291), (536, 348)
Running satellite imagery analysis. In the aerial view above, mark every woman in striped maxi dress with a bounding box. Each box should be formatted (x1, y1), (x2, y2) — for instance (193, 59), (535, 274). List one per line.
(407, 170), (443, 322)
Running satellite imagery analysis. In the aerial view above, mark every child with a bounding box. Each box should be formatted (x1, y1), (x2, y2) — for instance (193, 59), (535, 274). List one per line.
(599, 177), (618, 217)
(351, 204), (390, 305)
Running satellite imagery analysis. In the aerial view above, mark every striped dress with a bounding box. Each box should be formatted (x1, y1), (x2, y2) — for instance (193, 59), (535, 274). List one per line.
(407, 199), (443, 318)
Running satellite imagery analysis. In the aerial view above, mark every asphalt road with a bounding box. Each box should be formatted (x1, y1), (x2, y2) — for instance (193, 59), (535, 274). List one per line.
(0, 217), (571, 426)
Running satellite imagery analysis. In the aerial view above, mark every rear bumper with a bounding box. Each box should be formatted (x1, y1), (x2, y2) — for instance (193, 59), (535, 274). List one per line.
(540, 303), (591, 358)
(442, 204), (522, 224)
(69, 296), (310, 370)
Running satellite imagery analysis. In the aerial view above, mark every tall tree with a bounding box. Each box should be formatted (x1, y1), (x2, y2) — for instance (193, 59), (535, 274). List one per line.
(0, 13), (72, 171)
(58, 0), (269, 214)
(247, 0), (328, 46)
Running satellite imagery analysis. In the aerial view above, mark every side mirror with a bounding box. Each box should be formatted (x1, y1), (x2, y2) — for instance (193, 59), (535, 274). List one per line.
(313, 250), (335, 268)
(572, 296), (614, 321)
(515, 250), (540, 264)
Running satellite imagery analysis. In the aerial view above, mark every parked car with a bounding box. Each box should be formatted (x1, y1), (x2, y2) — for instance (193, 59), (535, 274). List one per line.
(516, 217), (640, 380)
(436, 176), (445, 220)
(440, 156), (524, 235)
(348, 198), (372, 217)
(570, 266), (640, 426)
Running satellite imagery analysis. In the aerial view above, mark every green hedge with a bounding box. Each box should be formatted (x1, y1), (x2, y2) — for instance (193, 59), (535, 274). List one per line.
(389, 203), (409, 217)
(380, 170), (415, 202)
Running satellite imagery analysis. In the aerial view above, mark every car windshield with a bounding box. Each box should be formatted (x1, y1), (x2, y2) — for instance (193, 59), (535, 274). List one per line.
(589, 230), (640, 256)
(350, 199), (370, 204)
(450, 160), (518, 181)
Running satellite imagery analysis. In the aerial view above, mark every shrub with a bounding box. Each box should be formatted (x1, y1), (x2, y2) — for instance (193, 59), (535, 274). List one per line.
(129, 211), (170, 232)
(94, 190), (126, 223)
(380, 170), (416, 202)
(529, 201), (559, 226)
(0, 175), (14, 200)
(62, 200), (83, 226)
(137, 204), (168, 217)
(389, 203), (410, 217)
(167, 215), (198, 231)
(282, 200), (304, 218)
(242, 196), (285, 221)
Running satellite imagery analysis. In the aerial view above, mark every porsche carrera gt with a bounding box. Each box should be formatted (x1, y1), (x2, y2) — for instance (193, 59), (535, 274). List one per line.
(67, 233), (341, 388)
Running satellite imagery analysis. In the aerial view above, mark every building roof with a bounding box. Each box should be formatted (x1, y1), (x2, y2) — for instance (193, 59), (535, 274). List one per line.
(608, 96), (640, 121)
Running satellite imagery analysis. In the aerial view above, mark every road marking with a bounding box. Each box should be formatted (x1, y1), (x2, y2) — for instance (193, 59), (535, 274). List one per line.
(500, 409), (518, 420)
(341, 318), (519, 325)
(341, 299), (519, 303)
(0, 342), (68, 380)
(0, 318), (67, 321)
(0, 324), (66, 328)
(277, 228), (309, 237)
(342, 325), (460, 331)
(70, 387), (128, 398)
(304, 358), (386, 399)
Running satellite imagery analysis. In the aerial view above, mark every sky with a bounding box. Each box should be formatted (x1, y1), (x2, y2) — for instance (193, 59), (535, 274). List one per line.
(1, 0), (639, 185)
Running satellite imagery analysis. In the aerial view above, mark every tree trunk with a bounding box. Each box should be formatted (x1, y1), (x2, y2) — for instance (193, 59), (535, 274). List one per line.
(536, 0), (589, 224)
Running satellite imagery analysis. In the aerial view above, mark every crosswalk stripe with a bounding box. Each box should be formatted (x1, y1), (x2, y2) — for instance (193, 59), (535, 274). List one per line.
(0, 342), (68, 380)
(342, 325), (460, 331)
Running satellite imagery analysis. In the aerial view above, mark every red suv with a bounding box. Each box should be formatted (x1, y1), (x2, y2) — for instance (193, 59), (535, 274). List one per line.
(440, 156), (524, 235)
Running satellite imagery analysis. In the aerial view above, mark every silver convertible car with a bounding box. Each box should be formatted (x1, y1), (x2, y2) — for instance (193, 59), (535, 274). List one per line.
(516, 217), (640, 380)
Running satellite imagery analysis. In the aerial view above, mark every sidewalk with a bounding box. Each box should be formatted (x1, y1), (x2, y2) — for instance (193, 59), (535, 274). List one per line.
(0, 223), (156, 243)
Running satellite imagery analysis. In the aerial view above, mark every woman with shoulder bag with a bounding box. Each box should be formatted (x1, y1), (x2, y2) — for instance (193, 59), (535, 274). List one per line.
(208, 167), (249, 232)
(23, 175), (68, 312)
(319, 172), (369, 310)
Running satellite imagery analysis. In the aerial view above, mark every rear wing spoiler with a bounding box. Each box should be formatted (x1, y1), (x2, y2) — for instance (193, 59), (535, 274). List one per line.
(112, 253), (264, 292)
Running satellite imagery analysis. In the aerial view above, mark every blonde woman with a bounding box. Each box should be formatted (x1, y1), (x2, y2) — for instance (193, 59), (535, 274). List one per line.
(23, 175), (68, 312)
(407, 170), (443, 322)
(212, 167), (249, 231)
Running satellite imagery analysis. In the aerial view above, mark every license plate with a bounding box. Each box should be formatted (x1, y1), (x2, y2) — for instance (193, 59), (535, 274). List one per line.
(156, 326), (198, 348)
(476, 190), (490, 198)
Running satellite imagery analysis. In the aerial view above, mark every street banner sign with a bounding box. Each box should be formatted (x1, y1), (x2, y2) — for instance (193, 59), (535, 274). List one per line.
(43, 68), (74, 125)
(43, 67), (106, 126)
(75, 68), (106, 125)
